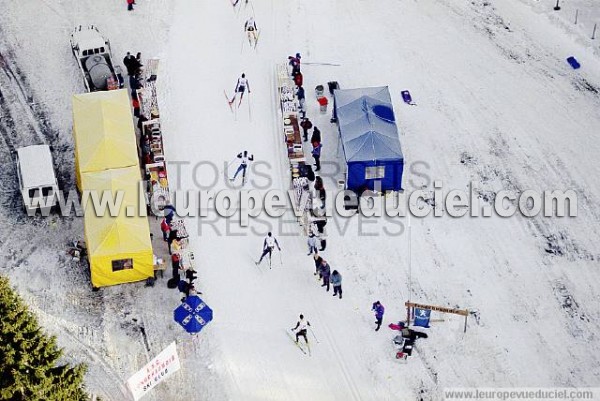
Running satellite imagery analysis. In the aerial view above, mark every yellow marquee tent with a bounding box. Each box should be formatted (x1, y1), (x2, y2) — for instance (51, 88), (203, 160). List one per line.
(72, 89), (139, 189)
(80, 162), (153, 288)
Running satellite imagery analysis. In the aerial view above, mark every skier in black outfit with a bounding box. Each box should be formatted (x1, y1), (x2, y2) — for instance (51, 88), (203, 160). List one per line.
(257, 232), (281, 266)
(291, 314), (311, 343)
(230, 151), (254, 183)
(230, 73), (250, 105)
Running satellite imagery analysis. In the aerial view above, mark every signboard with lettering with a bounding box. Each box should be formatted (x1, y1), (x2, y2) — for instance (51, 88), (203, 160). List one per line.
(405, 301), (469, 316)
(127, 342), (181, 400)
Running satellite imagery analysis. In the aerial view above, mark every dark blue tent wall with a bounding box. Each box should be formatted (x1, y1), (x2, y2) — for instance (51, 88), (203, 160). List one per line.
(334, 86), (404, 192)
(347, 160), (404, 193)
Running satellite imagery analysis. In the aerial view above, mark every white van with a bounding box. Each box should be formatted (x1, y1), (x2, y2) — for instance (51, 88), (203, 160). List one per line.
(15, 145), (59, 213)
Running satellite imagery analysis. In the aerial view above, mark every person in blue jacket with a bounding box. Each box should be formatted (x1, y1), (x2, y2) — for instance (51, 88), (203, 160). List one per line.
(372, 301), (385, 331)
(331, 270), (342, 299)
(319, 259), (331, 291)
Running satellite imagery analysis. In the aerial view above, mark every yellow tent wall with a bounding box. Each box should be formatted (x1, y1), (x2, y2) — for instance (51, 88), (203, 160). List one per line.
(81, 166), (153, 288)
(72, 89), (139, 189)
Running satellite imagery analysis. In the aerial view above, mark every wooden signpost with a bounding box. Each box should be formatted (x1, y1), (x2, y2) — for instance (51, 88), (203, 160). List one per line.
(405, 301), (470, 332)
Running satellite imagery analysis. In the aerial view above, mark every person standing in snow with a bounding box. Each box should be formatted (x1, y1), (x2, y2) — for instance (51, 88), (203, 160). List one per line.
(288, 53), (301, 75)
(229, 73), (251, 105)
(132, 96), (141, 117)
(127, 0), (134, 11)
(313, 253), (323, 277)
(372, 301), (385, 331)
(171, 253), (181, 280)
(167, 228), (178, 255)
(297, 85), (305, 111)
(123, 52), (136, 74)
(310, 126), (321, 144)
(318, 227), (327, 251)
(291, 314), (310, 343)
(293, 71), (303, 87)
(163, 203), (176, 225)
(307, 232), (318, 256)
(257, 232), (281, 266)
(245, 16), (258, 45)
(230, 151), (254, 183)
(319, 259), (331, 291)
(300, 117), (312, 142)
(311, 141), (322, 172)
(331, 270), (342, 299)
(160, 217), (170, 241)
(313, 176), (326, 209)
(308, 221), (321, 251)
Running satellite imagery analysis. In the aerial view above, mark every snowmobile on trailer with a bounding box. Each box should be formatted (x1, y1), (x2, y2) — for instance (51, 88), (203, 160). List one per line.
(70, 25), (124, 92)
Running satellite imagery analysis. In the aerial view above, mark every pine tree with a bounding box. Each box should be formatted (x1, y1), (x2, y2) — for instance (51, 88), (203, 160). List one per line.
(0, 276), (89, 401)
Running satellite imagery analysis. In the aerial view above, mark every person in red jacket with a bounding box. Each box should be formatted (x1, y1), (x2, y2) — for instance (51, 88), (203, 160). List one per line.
(132, 97), (140, 117)
(127, 0), (135, 11)
(293, 71), (303, 87)
(160, 218), (170, 241)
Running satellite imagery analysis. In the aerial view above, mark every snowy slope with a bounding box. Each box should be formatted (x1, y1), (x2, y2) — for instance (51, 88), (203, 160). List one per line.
(0, 0), (599, 400)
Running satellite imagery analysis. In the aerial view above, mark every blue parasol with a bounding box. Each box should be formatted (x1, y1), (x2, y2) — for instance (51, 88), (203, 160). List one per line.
(174, 295), (213, 334)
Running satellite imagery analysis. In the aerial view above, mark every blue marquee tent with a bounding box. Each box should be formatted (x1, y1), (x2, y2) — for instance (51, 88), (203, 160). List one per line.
(334, 86), (404, 192)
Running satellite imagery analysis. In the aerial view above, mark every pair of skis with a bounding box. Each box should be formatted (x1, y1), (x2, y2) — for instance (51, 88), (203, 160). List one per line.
(224, 90), (241, 111)
(247, 30), (260, 50)
(254, 249), (282, 269)
(224, 90), (251, 121)
(230, 0), (247, 10)
(254, 252), (272, 269)
(285, 330), (311, 356)
(229, 170), (247, 187)
(241, 30), (260, 52)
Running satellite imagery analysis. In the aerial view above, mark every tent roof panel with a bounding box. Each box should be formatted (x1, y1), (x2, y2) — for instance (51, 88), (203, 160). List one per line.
(81, 166), (152, 257)
(334, 86), (403, 163)
(72, 89), (139, 174)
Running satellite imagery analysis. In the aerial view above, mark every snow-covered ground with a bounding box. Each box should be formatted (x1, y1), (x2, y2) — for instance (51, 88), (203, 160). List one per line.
(1, 0), (600, 400)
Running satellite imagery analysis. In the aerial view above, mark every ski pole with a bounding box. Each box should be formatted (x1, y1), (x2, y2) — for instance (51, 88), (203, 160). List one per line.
(278, 248), (283, 266)
(248, 91), (252, 122)
(309, 327), (320, 343)
(220, 157), (238, 178)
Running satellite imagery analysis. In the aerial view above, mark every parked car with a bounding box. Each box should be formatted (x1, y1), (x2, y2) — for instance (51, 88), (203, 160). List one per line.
(15, 145), (59, 214)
